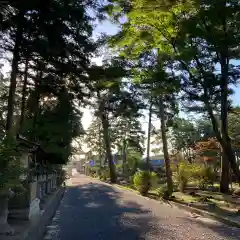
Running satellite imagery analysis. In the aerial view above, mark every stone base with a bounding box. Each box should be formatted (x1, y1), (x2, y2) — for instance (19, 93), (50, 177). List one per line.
(8, 208), (29, 221)
(29, 198), (41, 220)
(8, 198), (41, 221)
(0, 223), (15, 235)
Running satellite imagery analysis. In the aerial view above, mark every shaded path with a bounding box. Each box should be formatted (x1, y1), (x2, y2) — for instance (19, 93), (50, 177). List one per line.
(44, 174), (240, 240)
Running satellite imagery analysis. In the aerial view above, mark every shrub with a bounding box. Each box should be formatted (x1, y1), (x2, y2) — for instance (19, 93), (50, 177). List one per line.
(137, 161), (151, 171)
(156, 184), (168, 196)
(133, 170), (151, 196)
(0, 138), (24, 196)
(88, 166), (101, 178)
(173, 160), (217, 191)
(150, 172), (159, 189)
(193, 166), (217, 190)
(129, 175), (134, 185)
(99, 168), (110, 181)
(173, 162), (192, 192)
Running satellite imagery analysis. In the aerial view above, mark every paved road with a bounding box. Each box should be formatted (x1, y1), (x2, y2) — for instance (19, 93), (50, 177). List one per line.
(44, 174), (240, 240)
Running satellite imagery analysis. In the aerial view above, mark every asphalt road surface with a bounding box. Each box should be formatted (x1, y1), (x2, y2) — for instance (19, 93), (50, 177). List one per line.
(44, 174), (240, 240)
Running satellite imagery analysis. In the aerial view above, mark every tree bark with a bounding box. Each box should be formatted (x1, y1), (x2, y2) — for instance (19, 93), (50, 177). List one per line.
(19, 59), (29, 133)
(5, 16), (24, 134)
(31, 70), (42, 141)
(219, 0), (231, 192)
(146, 100), (152, 163)
(98, 97), (116, 183)
(101, 113), (117, 182)
(159, 96), (173, 196)
(122, 138), (127, 174)
(98, 122), (102, 168)
(205, 101), (240, 183)
(220, 149), (230, 193)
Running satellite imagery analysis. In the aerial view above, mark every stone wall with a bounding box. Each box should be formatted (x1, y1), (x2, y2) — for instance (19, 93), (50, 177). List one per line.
(8, 173), (58, 221)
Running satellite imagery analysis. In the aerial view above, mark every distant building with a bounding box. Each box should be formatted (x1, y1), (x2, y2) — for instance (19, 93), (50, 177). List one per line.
(143, 155), (165, 170)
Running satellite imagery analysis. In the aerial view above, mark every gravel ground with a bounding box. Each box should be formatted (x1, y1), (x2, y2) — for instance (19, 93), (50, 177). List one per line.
(43, 174), (240, 240)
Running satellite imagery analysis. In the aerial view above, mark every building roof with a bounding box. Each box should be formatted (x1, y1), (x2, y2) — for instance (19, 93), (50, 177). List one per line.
(151, 159), (165, 166)
(142, 155), (165, 166)
(17, 134), (40, 152)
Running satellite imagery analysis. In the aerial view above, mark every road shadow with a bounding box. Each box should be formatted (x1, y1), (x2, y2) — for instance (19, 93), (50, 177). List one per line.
(56, 182), (171, 239)
(50, 179), (240, 240)
(176, 216), (240, 240)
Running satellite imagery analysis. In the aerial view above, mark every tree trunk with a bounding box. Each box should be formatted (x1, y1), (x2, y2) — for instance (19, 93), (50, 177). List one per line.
(98, 122), (102, 168)
(146, 101), (152, 163)
(220, 149), (230, 193)
(31, 70), (42, 141)
(19, 59), (29, 133)
(5, 21), (23, 134)
(122, 139), (127, 174)
(159, 96), (173, 196)
(99, 105), (116, 183)
(219, 52), (230, 192)
(205, 101), (240, 183)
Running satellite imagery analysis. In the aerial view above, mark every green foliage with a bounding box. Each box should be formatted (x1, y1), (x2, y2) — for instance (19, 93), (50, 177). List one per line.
(150, 171), (158, 189)
(85, 117), (105, 163)
(105, 0), (240, 180)
(88, 166), (100, 178)
(0, 137), (24, 196)
(122, 149), (142, 176)
(173, 161), (217, 191)
(172, 162), (192, 192)
(112, 114), (145, 156)
(22, 89), (82, 164)
(87, 166), (110, 181)
(228, 107), (240, 142)
(137, 161), (151, 171)
(171, 118), (200, 151)
(129, 175), (134, 186)
(133, 170), (151, 195)
(99, 168), (110, 181)
(156, 184), (168, 197)
(115, 163), (123, 173)
(192, 166), (217, 190)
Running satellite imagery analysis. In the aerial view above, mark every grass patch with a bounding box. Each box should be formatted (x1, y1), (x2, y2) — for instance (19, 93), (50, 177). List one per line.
(173, 192), (202, 203)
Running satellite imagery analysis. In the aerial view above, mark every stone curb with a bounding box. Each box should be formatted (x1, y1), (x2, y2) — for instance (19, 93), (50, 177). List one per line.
(91, 177), (240, 229)
(21, 187), (65, 240)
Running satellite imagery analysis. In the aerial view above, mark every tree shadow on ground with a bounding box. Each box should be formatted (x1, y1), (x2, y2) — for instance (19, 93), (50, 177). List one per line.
(56, 182), (172, 240)
(176, 215), (240, 240)
(50, 179), (240, 240)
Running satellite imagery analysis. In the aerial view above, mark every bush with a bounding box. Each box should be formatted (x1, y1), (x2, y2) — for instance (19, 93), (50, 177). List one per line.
(150, 172), (158, 189)
(156, 184), (168, 196)
(129, 175), (134, 186)
(173, 161), (217, 191)
(133, 170), (151, 196)
(173, 162), (193, 192)
(137, 161), (151, 171)
(193, 166), (217, 190)
(0, 138), (24, 196)
(88, 166), (101, 178)
(99, 168), (110, 181)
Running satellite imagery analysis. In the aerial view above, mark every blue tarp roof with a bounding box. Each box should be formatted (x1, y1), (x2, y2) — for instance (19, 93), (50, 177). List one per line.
(150, 159), (165, 166)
